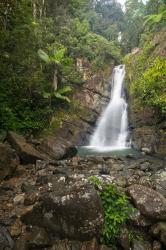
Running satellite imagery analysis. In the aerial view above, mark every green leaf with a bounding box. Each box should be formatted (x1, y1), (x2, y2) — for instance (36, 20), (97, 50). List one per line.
(53, 48), (66, 63)
(38, 49), (50, 63)
(43, 92), (51, 99)
(54, 92), (70, 103)
(57, 86), (72, 94)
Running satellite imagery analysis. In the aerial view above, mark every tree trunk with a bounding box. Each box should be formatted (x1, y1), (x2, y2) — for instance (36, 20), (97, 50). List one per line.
(53, 68), (58, 91)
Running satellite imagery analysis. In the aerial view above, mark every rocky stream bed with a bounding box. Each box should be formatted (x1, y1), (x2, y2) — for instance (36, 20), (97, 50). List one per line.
(0, 131), (166, 250)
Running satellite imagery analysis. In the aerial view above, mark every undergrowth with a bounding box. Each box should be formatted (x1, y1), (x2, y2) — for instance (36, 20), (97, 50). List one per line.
(88, 176), (134, 248)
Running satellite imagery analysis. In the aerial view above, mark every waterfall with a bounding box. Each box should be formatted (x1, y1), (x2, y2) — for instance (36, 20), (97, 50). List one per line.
(90, 65), (130, 150)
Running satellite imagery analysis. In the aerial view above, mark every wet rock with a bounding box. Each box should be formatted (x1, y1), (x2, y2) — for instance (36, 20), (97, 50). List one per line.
(152, 241), (162, 250)
(128, 185), (166, 220)
(152, 170), (166, 197)
(140, 161), (151, 171)
(0, 183), (15, 191)
(21, 183), (35, 193)
(0, 143), (19, 180)
(35, 160), (49, 170)
(13, 238), (28, 250)
(150, 222), (166, 246)
(24, 192), (38, 206)
(21, 177), (103, 240)
(13, 193), (25, 205)
(99, 165), (110, 175)
(7, 131), (45, 164)
(0, 226), (14, 250)
(132, 239), (152, 250)
(10, 219), (22, 237)
(51, 238), (112, 250)
(142, 147), (152, 154)
(118, 228), (130, 250)
(26, 226), (51, 248)
(129, 209), (153, 227)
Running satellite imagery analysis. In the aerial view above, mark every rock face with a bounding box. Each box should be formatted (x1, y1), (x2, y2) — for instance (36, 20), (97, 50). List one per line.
(0, 143), (19, 180)
(39, 136), (77, 160)
(21, 177), (103, 240)
(128, 185), (166, 220)
(7, 131), (45, 164)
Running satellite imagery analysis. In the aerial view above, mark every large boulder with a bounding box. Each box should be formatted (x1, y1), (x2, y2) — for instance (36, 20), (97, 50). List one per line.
(39, 136), (77, 160)
(51, 238), (112, 250)
(0, 226), (14, 250)
(152, 170), (166, 197)
(128, 185), (166, 220)
(7, 131), (45, 164)
(0, 143), (19, 180)
(21, 176), (103, 240)
(150, 222), (166, 246)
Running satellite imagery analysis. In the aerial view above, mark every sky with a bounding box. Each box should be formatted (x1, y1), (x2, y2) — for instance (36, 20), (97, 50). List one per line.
(117, 0), (126, 7)
(117, 0), (147, 5)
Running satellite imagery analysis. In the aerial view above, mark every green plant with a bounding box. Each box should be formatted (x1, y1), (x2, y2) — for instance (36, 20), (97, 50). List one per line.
(89, 176), (133, 247)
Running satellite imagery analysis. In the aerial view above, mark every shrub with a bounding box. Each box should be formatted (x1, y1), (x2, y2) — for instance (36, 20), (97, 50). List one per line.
(88, 176), (133, 247)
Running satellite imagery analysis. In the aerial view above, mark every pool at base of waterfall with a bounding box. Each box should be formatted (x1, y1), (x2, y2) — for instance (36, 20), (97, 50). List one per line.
(77, 146), (141, 158)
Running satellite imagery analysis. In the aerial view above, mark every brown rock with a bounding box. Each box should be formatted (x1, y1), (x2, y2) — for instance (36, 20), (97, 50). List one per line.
(0, 143), (19, 180)
(26, 226), (51, 248)
(51, 238), (112, 250)
(150, 222), (166, 246)
(39, 136), (77, 160)
(132, 239), (152, 250)
(128, 185), (166, 220)
(152, 241), (162, 250)
(7, 131), (45, 164)
(21, 177), (103, 241)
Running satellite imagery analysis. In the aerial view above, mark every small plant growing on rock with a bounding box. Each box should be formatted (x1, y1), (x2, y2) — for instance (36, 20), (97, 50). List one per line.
(88, 176), (133, 247)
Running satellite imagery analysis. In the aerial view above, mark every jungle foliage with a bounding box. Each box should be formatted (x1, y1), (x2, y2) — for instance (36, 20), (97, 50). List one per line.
(0, 0), (165, 134)
(0, 0), (122, 134)
(124, 0), (166, 115)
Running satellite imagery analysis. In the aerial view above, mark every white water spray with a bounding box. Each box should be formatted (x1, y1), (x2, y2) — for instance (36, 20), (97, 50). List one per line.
(90, 65), (130, 150)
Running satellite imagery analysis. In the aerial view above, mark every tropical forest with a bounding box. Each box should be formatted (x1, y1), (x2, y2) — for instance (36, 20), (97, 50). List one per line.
(0, 0), (166, 249)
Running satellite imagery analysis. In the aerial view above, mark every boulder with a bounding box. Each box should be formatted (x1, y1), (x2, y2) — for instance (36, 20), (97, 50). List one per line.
(39, 136), (77, 160)
(0, 226), (14, 250)
(150, 222), (166, 246)
(132, 239), (152, 250)
(128, 185), (166, 220)
(21, 177), (103, 241)
(26, 226), (51, 249)
(152, 170), (166, 197)
(51, 238), (112, 250)
(0, 143), (19, 180)
(7, 131), (45, 164)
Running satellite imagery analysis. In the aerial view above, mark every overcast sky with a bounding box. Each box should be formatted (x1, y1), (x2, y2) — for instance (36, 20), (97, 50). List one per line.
(117, 0), (147, 6)
(117, 0), (126, 6)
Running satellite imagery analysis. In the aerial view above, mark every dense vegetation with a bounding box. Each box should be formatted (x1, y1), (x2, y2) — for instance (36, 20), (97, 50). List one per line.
(124, 0), (166, 115)
(89, 176), (133, 247)
(0, 0), (122, 134)
(0, 0), (165, 134)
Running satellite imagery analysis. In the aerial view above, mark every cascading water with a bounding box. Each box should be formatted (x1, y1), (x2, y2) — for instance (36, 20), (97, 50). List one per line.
(90, 65), (130, 150)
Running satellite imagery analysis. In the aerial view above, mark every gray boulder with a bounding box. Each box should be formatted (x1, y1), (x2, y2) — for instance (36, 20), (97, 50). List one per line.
(21, 177), (103, 241)
(150, 222), (166, 246)
(128, 185), (166, 220)
(0, 226), (14, 250)
(39, 136), (77, 160)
